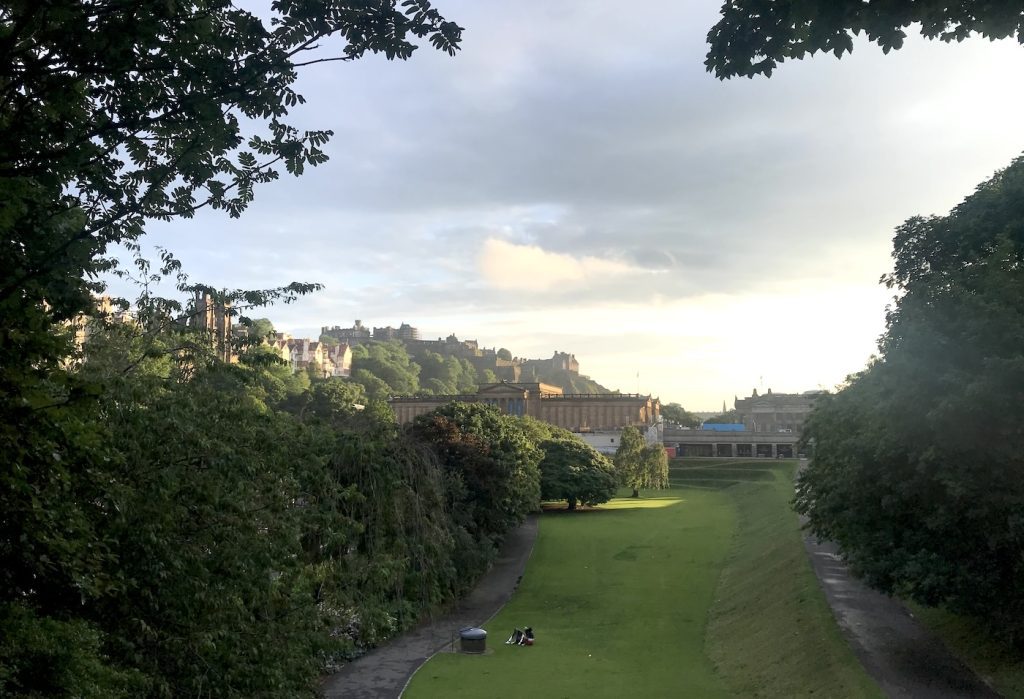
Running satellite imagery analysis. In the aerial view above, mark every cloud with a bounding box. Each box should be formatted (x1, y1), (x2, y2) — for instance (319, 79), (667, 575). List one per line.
(107, 1), (1024, 406)
(478, 238), (646, 291)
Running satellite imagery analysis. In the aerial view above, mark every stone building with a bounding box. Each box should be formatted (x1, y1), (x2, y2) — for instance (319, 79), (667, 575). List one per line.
(321, 320), (372, 344)
(390, 381), (660, 432)
(521, 351), (579, 376)
(323, 342), (352, 377)
(373, 322), (419, 341)
(733, 388), (822, 434)
(189, 291), (232, 363)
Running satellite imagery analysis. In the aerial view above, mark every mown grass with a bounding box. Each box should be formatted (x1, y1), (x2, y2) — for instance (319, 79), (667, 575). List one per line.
(406, 459), (881, 698)
(908, 604), (1024, 698)
(696, 459), (883, 698)
(404, 492), (738, 698)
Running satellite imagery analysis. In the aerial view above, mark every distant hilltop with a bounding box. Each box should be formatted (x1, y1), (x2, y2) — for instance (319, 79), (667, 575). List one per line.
(320, 319), (607, 394)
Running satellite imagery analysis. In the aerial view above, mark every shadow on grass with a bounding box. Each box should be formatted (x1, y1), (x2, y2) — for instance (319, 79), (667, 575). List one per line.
(671, 479), (741, 490)
(671, 459), (795, 470)
(668, 468), (776, 481)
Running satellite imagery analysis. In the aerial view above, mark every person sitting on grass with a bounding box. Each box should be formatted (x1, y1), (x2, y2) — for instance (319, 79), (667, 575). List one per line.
(505, 627), (535, 645)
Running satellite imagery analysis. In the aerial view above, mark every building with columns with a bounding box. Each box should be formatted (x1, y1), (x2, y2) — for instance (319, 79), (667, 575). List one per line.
(390, 381), (660, 431)
(734, 388), (822, 434)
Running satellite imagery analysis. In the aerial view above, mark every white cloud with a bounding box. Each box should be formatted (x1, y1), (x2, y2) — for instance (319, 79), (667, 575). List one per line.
(478, 238), (646, 291)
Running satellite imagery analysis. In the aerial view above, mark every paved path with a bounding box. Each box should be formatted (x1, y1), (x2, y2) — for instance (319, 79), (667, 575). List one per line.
(799, 459), (1000, 698)
(321, 515), (539, 699)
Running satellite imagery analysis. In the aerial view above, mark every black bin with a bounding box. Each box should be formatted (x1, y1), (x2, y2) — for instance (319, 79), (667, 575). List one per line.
(459, 627), (486, 654)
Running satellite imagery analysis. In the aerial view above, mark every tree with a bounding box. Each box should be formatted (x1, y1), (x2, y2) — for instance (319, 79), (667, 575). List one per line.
(706, 1), (1024, 79)
(1, 3), (463, 694)
(247, 317), (277, 341)
(410, 403), (541, 552)
(351, 367), (392, 401)
(661, 402), (701, 428)
(614, 425), (647, 498)
(2, 0), (462, 315)
(497, 347), (512, 361)
(797, 155), (1024, 644)
(351, 340), (420, 395)
(538, 437), (617, 510)
(704, 409), (741, 424)
(639, 444), (670, 492)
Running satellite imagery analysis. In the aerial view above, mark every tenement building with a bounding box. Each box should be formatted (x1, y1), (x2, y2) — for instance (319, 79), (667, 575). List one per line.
(390, 381), (660, 432)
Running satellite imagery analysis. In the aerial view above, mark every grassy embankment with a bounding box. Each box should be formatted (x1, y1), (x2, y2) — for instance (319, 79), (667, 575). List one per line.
(405, 459), (880, 698)
(908, 605), (1024, 698)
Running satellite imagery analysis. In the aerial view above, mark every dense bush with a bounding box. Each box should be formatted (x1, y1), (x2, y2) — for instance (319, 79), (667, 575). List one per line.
(0, 309), (547, 696)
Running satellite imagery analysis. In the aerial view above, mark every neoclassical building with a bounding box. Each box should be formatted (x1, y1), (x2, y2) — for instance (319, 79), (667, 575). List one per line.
(734, 388), (822, 434)
(390, 381), (660, 431)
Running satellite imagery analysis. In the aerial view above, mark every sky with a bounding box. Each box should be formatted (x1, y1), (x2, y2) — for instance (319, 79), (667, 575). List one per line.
(111, 1), (1024, 410)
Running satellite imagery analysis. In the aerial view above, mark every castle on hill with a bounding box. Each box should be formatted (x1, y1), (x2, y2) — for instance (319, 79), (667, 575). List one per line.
(321, 320), (580, 383)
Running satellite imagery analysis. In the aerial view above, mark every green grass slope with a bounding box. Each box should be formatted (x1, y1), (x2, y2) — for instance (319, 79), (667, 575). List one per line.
(406, 458), (881, 698)
(405, 493), (738, 698)
(908, 604), (1024, 698)
(689, 459), (882, 698)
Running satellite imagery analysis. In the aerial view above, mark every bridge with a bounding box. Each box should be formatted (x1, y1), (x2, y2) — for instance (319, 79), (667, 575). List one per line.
(663, 426), (801, 458)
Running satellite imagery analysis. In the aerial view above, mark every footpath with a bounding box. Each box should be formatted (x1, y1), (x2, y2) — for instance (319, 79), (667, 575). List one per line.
(321, 514), (539, 699)
(799, 460), (1001, 698)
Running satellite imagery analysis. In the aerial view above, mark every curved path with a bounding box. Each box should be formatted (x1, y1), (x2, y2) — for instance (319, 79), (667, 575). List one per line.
(321, 514), (539, 699)
(799, 462), (1001, 698)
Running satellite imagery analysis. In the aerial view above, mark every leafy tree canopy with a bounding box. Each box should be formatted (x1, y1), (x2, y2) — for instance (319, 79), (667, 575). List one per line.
(703, 408), (741, 424)
(538, 437), (617, 510)
(706, 1), (1024, 79)
(241, 317), (276, 341)
(661, 402), (701, 427)
(411, 402), (542, 546)
(613, 425), (647, 498)
(351, 340), (421, 396)
(0, 2), (464, 693)
(797, 155), (1024, 644)
(2, 0), (462, 330)
(613, 426), (670, 498)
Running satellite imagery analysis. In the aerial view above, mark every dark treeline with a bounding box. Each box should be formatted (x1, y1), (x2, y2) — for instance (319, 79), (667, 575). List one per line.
(798, 155), (1024, 648)
(1, 293), (579, 696)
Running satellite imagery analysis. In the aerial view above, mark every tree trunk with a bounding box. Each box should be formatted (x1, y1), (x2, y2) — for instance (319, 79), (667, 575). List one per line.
(631, 488), (639, 498)
(567, 497), (577, 511)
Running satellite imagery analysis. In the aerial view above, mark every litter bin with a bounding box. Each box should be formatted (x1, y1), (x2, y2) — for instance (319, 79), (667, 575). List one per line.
(459, 627), (487, 654)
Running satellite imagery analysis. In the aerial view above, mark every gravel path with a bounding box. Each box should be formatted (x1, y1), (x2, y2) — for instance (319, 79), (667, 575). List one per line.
(799, 460), (1001, 698)
(321, 514), (539, 699)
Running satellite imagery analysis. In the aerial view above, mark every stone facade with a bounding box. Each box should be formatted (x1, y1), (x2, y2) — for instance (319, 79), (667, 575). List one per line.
(733, 388), (821, 434)
(390, 381), (660, 431)
(321, 320), (372, 344)
(521, 351), (579, 376)
(189, 291), (232, 363)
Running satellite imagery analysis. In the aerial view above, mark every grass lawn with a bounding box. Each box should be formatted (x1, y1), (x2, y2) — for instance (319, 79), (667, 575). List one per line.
(405, 459), (881, 698)
(405, 491), (737, 698)
(701, 459), (882, 698)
